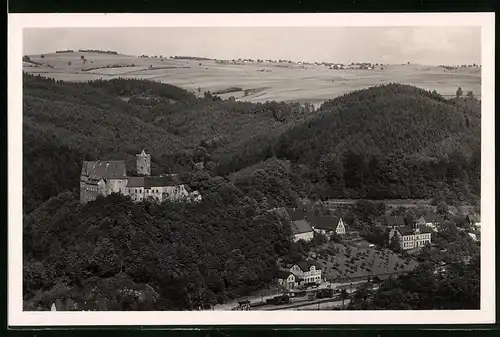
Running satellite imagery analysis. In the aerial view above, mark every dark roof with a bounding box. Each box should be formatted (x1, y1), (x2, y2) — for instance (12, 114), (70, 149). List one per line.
(144, 175), (182, 188)
(396, 226), (415, 236)
(277, 271), (293, 279)
(385, 215), (406, 226)
(295, 260), (322, 272)
(396, 226), (432, 236)
(291, 219), (313, 235)
(309, 216), (341, 230)
(81, 161), (127, 180)
(127, 176), (144, 187)
(287, 208), (311, 221)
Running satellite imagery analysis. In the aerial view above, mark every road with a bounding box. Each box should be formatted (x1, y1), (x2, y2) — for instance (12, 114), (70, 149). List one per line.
(292, 299), (351, 310)
(213, 281), (362, 311)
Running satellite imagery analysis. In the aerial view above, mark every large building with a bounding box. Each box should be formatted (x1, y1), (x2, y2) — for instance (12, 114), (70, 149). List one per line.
(80, 150), (201, 204)
(389, 225), (432, 250)
(289, 260), (322, 284)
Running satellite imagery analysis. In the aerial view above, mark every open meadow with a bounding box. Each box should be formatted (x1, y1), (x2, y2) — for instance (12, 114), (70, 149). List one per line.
(24, 52), (481, 106)
(312, 240), (419, 282)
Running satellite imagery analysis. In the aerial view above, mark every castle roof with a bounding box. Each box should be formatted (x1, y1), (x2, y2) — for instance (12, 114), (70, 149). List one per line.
(145, 175), (182, 188)
(126, 175), (183, 188)
(81, 161), (127, 180)
(127, 176), (144, 187)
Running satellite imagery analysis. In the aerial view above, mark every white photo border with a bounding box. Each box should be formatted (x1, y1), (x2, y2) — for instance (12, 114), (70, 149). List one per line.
(8, 12), (496, 326)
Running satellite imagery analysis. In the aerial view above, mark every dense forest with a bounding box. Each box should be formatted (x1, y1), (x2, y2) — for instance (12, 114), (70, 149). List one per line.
(23, 173), (294, 311)
(217, 84), (481, 203)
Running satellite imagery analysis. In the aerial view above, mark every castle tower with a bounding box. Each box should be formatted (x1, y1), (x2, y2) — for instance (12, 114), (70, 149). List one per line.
(136, 150), (151, 176)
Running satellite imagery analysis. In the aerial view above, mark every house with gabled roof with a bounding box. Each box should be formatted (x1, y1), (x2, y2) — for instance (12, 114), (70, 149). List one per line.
(290, 219), (314, 242)
(414, 214), (444, 232)
(277, 271), (298, 290)
(389, 225), (432, 250)
(289, 260), (322, 284)
(309, 216), (346, 236)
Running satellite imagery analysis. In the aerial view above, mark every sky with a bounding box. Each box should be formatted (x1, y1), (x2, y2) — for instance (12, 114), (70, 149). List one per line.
(23, 27), (481, 65)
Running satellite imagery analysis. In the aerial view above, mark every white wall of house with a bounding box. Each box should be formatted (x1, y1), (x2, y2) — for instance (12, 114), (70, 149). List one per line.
(289, 265), (322, 284)
(336, 219), (346, 234)
(293, 231), (314, 242)
(398, 231), (432, 250)
(278, 274), (297, 289)
(303, 266), (322, 284)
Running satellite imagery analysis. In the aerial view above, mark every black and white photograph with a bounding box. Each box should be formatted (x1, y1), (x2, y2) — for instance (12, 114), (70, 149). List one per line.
(8, 13), (495, 326)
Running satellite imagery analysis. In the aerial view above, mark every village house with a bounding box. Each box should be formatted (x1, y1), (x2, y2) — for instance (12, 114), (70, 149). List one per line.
(454, 213), (480, 229)
(415, 214), (444, 232)
(80, 150), (201, 204)
(389, 225), (432, 250)
(290, 219), (314, 242)
(309, 216), (346, 236)
(277, 271), (298, 290)
(289, 260), (322, 284)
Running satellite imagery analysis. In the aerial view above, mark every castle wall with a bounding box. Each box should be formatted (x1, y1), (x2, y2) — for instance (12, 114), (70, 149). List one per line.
(106, 179), (128, 195)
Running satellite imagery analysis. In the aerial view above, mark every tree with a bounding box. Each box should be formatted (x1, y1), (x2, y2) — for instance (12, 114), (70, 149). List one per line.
(456, 87), (463, 98)
(466, 91), (474, 99)
(81, 55), (85, 60)
(41, 55), (45, 59)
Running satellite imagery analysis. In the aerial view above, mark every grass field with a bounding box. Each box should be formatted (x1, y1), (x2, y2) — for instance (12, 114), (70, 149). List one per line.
(24, 52), (481, 106)
(311, 240), (419, 282)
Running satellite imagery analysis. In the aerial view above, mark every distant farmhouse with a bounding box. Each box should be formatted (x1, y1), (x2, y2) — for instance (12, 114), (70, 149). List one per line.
(309, 216), (346, 236)
(286, 207), (346, 242)
(80, 150), (201, 204)
(278, 260), (323, 289)
(290, 219), (314, 242)
(289, 260), (323, 284)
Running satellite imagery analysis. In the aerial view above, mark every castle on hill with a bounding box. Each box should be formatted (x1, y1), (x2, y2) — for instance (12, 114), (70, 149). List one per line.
(80, 150), (201, 204)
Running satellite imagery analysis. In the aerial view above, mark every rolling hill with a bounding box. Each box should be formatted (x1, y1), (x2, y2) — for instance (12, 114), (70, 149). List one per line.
(22, 74), (311, 213)
(217, 84), (481, 202)
(23, 52), (481, 107)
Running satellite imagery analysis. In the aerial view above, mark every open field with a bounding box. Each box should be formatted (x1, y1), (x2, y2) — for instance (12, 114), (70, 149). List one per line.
(312, 240), (419, 282)
(24, 52), (481, 106)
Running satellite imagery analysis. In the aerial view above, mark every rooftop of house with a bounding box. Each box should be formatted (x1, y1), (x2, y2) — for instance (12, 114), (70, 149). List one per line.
(277, 270), (293, 279)
(295, 260), (322, 272)
(309, 216), (341, 230)
(81, 160), (127, 180)
(291, 219), (313, 235)
(396, 226), (432, 236)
